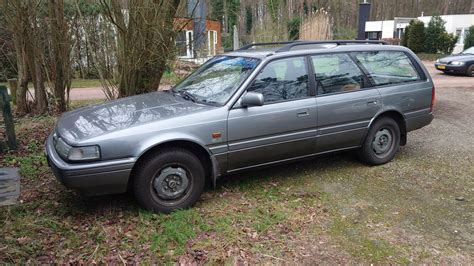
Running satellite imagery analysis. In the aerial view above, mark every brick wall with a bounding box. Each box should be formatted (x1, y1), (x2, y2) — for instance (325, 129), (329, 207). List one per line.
(174, 18), (222, 51)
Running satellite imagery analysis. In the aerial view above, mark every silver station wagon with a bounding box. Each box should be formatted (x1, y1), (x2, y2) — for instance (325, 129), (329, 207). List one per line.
(45, 41), (434, 213)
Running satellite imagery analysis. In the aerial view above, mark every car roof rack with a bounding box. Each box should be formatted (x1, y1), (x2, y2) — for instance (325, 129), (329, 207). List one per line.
(238, 40), (387, 53)
(238, 41), (296, 51)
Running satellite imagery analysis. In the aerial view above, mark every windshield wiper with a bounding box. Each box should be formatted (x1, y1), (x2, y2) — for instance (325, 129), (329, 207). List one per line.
(179, 90), (198, 103)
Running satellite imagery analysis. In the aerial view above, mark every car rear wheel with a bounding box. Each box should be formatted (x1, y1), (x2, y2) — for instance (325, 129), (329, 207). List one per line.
(133, 148), (205, 213)
(358, 117), (400, 165)
(466, 64), (474, 77)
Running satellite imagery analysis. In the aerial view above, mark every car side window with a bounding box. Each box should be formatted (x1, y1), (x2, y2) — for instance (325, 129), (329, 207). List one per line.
(354, 51), (421, 86)
(247, 57), (309, 103)
(311, 53), (365, 95)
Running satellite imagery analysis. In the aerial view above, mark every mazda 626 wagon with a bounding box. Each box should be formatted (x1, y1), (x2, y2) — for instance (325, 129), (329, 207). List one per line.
(46, 40), (434, 212)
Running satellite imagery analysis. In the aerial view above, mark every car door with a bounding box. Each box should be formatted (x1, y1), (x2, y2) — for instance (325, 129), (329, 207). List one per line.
(311, 53), (382, 152)
(227, 56), (317, 171)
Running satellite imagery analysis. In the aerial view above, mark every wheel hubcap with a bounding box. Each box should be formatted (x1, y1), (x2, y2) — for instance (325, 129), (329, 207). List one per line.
(372, 128), (393, 155)
(153, 166), (189, 200)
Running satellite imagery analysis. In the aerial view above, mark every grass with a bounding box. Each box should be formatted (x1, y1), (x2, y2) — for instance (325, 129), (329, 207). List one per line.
(70, 79), (102, 88)
(0, 79), (101, 89)
(0, 93), (473, 263)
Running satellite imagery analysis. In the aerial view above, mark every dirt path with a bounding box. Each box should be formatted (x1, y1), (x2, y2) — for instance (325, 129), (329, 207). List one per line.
(68, 84), (173, 101)
(67, 62), (471, 101)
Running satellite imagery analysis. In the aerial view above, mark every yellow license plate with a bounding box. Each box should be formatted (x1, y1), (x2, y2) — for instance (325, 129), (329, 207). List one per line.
(437, 65), (446, 70)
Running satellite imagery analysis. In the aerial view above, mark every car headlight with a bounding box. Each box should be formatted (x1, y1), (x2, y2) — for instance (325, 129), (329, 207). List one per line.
(54, 137), (100, 161)
(435, 59), (440, 63)
(54, 137), (70, 159)
(68, 146), (101, 161)
(450, 61), (465, 66)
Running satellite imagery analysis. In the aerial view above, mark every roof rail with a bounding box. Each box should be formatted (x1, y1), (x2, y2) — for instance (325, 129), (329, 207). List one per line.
(276, 40), (387, 52)
(238, 41), (296, 51)
(238, 40), (387, 52)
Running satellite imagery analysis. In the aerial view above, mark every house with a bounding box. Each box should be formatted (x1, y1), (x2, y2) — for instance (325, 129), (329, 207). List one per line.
(174, 18), (222, 62)
(365, 14), (474, 53)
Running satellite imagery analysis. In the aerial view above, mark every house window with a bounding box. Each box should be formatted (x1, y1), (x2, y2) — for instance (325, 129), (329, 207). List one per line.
(396, 28), (404, 39)
(207, 30), (217, 56)
(176, 30), (194, 58)
(366, 31), (381, 40)
(456, 28), (463, 44)
(176, 31), (187, 57)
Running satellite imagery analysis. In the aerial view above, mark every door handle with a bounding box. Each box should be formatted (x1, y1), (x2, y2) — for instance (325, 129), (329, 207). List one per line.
(297, 111), (309, 117)
(367, 100), (378, 105)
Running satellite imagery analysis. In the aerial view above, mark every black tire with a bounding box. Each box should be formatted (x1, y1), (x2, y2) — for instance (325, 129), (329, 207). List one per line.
(466, 64), (474, 77)
(358, 117), (401, 165)
(133, 148), (205, 213)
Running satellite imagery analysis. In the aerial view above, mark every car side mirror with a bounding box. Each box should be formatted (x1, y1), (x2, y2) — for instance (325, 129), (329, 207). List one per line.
(240, 92), (264, 107)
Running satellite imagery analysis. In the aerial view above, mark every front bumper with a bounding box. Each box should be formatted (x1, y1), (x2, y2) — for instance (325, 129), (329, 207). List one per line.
(45, 134), (136, 196)
(434, 63), (467, 74)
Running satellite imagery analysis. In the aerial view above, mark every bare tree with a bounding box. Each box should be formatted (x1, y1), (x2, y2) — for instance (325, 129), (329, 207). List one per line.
(48, 0), (71, 112)
(4, 1), (30, 114)
(3, 0), (48, 114)
(100, 0), (182, 97)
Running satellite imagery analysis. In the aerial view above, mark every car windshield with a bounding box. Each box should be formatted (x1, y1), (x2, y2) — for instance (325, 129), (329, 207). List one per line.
(173, 56), (261, 105)
(461, 47), (474, 54)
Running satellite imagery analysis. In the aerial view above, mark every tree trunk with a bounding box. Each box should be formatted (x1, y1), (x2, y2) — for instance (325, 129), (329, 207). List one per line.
(102, 0), (182, 98)
(49, 0), (70, 112)
(11, 26), (29, 114)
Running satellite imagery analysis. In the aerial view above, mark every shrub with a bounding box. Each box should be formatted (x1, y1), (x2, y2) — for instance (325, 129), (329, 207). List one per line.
(287, 17), (301, 41)
(401, 24), (410, 47)
(407, 20), (425, 53)
(425, 15), (446, 53)
(464, 25), (474, 50)
(439, 32), (458, 54)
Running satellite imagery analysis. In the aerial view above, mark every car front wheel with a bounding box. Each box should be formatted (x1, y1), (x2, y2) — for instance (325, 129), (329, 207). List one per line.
(466, 64), (474, 77)
(133, 148), (205, 213)
(358, 117), (400, 165)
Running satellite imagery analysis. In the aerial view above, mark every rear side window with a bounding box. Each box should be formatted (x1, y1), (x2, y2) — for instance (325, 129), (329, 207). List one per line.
(247, 57), (309, 103)
(354, 51), (421, 86)
(311, 53), (366, 95)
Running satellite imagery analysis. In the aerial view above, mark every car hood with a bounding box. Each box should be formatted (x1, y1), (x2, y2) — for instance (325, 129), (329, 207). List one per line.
(56, 91), (214, 144)
(438, 54), (474, 63)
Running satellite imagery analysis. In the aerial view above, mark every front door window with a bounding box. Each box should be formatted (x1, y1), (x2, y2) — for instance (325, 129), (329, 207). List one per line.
(247, 57), (309, 103)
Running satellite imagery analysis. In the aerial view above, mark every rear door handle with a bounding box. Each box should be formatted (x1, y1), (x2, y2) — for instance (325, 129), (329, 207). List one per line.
(367, 100), (378, 105)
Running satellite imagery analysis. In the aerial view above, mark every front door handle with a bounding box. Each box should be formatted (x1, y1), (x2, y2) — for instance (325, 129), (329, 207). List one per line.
(297, 111), (309, 117)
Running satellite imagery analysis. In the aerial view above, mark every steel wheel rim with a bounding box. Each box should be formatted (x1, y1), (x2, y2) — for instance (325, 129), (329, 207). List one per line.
(150, 164), (192, 205)
(371, 128), (394, 158)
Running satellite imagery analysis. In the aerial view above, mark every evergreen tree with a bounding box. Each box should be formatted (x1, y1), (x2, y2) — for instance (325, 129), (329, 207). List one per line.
(424, 15), (446, 53)
(245, 5), (252, 34)
(464, 26), (474, 50)
(407, 20), (425, 53)
(287, 17), (301, 40)
(439, 32), (458, 54)
(209, 0), (224, 21)
(401, 24), (410, 47)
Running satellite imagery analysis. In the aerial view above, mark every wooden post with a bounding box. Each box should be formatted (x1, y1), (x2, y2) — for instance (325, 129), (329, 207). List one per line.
(0, 86), (17, 150)
(7, 79), (18, 105)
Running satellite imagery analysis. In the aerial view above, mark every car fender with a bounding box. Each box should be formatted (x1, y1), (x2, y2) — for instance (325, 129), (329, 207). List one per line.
(135, 132), (221, 186)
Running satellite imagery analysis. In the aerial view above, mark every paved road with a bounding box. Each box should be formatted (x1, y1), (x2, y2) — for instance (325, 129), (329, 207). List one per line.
(424, 61), (473, 88)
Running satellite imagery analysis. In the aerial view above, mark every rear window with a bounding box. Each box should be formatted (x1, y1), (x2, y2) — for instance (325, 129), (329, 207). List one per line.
(311, 53), (365, 95)
(354, 51), (421, 86)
